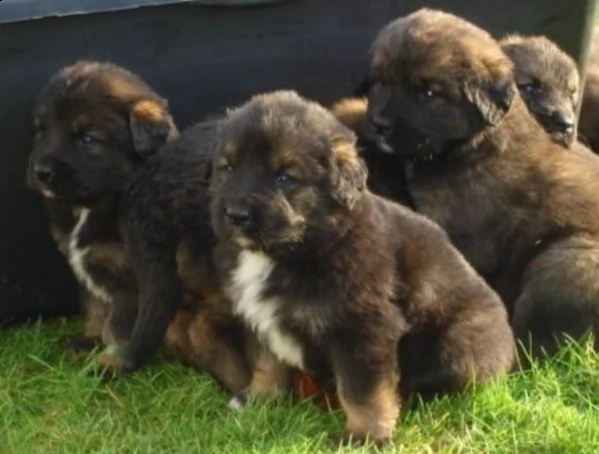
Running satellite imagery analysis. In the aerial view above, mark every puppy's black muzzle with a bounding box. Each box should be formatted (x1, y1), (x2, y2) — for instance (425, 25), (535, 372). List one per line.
(223, 198), (255, 233)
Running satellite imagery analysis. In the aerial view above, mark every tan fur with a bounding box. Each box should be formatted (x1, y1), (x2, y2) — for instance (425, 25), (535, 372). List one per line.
(363, 8), (599, 357)
(337, 371), (399, 444)
(131, 99), (166, 123)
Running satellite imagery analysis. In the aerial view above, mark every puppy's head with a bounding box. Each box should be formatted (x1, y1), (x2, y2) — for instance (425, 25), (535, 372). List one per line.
(360, 8), (516, 159)
(27, 60), (177, 205)
(210, 90), (367, 253)
(500, 34), (579, 148)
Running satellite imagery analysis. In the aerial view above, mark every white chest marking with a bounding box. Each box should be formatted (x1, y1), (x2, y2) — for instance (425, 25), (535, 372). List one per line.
(68, 208), (112, 303)
(230, 250), (304, 369)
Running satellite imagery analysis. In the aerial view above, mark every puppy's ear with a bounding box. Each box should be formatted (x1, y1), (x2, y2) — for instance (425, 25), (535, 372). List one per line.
(354, 74), (372, 97)
(129, 99), (178, 156)
(464, 77), (516, 126)
(331, 134), (368, 210)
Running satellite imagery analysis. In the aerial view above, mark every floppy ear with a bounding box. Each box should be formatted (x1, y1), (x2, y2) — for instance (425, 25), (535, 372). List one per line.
(464, 77), (516, 126)
(129, 99), (178, 156)
(331, 135), (368, 210)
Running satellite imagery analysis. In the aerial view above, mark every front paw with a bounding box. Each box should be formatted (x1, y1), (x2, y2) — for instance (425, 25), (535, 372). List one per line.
(227, 394), (247, 412)
(94, 344), (137, 379)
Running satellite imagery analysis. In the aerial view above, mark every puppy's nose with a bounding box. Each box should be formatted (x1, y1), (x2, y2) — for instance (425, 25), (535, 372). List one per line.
(371, 115), (394, 137)
(551, 111), (575, 133)
(225, 205), (251, 229)
(33, 163), (53, 183)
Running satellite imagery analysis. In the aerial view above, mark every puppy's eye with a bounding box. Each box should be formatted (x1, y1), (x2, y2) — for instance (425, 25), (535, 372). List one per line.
(519, 81), (542, 95)
(416, 83), (442, 101)
(75, 133), (96, 147)
(274, 172), (294, 187)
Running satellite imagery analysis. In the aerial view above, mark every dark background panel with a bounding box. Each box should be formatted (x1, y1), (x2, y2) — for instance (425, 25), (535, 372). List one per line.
(0, 0), (595, 324)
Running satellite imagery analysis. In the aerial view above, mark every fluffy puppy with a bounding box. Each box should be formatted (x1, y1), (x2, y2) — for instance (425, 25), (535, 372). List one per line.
(26, 61), (252, 391)
(579, 29), (599, 152)
(209, 90), (514, 445)
(26, 60), (179, 372)
(123, 120), (252, 393)
(361, 8), (599, 356)
(500, 34), (579, 148)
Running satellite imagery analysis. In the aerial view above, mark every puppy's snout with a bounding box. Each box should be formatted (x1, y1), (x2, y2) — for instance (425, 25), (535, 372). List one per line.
(224, 202), (252, 229)
(32, 162), (54, 183)
(551, 111), (575, 133)
(371, 116), (394, 137)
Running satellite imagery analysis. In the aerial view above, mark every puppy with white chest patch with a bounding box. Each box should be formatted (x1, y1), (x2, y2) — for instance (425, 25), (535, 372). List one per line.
(26, 60), (179, 373)
(210, 90), (515, 445)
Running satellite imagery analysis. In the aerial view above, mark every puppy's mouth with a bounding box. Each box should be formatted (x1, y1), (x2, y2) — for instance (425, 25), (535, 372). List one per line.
(218, 214), (306, 254)
(26, 167), (56, 198)
(536, 112), (576, 148)
(370, 116), (435, 161)
(549, 130), (575, 148)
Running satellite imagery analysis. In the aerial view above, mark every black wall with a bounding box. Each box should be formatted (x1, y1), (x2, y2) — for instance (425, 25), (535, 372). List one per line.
(0, 0), (595, 324)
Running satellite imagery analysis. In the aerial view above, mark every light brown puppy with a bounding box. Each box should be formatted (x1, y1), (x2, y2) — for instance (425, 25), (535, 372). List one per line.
(359, 8), (599, 358)
(500, 34), (579, 148)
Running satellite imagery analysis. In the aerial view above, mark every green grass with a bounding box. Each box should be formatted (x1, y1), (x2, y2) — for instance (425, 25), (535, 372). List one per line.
(1, 320), (598, 453)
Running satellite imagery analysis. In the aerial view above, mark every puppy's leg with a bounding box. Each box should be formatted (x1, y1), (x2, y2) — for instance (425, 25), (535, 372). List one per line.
(103, 293), (138, 345)
(111, 232), (181, 374)
(330, 335), (400, 446)
(247, 347), (292, 397)
(67, 289), (106, 354)
(400, 304), (514, 400)
(512, 236), (599, 359)
(229, 346), (292, 410)
(184, 310), (252, 395)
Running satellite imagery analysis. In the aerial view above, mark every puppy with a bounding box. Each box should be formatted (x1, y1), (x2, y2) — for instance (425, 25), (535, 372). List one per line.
(26, 60), (179, 372)
(123, 119), (252, 393)
(579, 29), (599, 152)
(500, 34), (579, 148)
(360, 8), (599, 357)
(330, 97), (414, 206)
(27, 61), (252, 392)
(209, 90), (514, 445)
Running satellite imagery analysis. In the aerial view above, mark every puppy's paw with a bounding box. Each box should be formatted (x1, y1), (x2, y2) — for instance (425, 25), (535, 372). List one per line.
(66, 336), (102, 355)
(93, 344), (136, 380)
(227, 395), (246, 412)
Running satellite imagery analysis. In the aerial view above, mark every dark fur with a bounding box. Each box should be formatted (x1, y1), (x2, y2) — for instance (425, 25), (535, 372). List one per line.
(123, 120), (252, 393)
(330, 97), (415, 206)
(25, 62), (249, 391)
(500, 34), (579, 148)
(210, 90), (514, 444)
(361, 8), (599, 357)
(579, 29), (599, 152)
(26, 60), (179, 372)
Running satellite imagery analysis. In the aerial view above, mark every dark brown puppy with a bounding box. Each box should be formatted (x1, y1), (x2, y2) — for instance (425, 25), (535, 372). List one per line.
(361, 8), (599, 357)
(210, 90), (514, 445)
(26, 62), (250, 391)
(330, 97), (414, 206)
(579, 29), (599, 152)
(27, 60), (178, 371)
(123, 120), (252, 393)
(500, 34), (579, 148)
